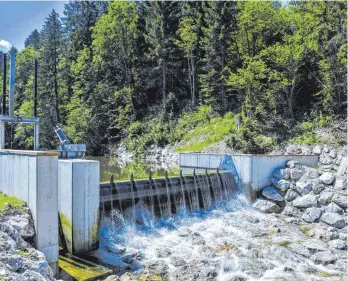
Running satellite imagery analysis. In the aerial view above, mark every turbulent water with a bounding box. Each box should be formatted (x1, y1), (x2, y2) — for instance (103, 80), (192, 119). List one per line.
(96, 196), (346, 281)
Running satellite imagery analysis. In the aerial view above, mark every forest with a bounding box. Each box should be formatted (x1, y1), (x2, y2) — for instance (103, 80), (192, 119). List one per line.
(0, 1), (346, 155)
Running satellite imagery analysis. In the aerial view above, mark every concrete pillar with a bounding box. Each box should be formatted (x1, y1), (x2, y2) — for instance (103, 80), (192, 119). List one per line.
(0, 150), (59, 274)
(58, 159), (100, 254)
(0, 122), (4, 149)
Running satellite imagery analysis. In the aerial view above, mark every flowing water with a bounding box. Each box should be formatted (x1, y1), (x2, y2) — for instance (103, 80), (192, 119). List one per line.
(95, 170), (346, 281)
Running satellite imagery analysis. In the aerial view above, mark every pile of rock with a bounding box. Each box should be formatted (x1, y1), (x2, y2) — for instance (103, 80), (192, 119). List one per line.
(271, 144), (347, 173)
(253, 159), (347, 236)
(0, 206), (56, 281)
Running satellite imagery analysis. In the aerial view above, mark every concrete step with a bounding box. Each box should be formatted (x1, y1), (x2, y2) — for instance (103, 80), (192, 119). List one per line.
(59, 253), (113, 281)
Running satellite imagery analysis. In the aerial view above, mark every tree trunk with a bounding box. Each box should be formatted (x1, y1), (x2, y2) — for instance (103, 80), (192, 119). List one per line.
(162, 60), (166, 108)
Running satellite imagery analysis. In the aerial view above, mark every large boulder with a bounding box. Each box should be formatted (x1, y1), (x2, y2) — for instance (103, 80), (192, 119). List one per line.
(320, 154), (332, 165)
(286, 160), (299, 168)
(295, 181), (312, 195)
(273, 168), (290, 180)
(312, 145), (322, 155)
(143, 260), (169, 275)
(5, 213), (35, 239)
(334, 177), (347, 190)
(320, 212), (346, 229)
(252, 199), (281, 213)
(311, 179), (325, 194)
(332, 194), (347, 209)
(323, 202), (344, 214)
(262, 187), (284, 202)
(328, 239), (347, 250)
(282, 205), (302, 217)
(301, 207), (322, 223)
(292, 194), (318, 208)
(290, 166), (305, 180)
(308, 169), (320, 179)
(319, 172), (335, 185)
(310, 251), (337, 265)
(271, 178), (291, 192)
(285, 189), (298, 202)
(318, 190), (334, 205)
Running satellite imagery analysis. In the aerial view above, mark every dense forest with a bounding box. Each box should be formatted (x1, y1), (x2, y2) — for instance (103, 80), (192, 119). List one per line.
(0, 1), (346, 155)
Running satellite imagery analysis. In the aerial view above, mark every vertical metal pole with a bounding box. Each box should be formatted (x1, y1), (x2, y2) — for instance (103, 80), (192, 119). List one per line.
(34, 122), (39, 151)
(34, 59), (38, 117)
(8, 47), (17, 117)
(0, 122), (4, 149)
(2, 53), (6, 115)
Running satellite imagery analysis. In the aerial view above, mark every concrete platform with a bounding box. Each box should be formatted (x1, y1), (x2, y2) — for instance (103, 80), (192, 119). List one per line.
(59, 253), (112, 281)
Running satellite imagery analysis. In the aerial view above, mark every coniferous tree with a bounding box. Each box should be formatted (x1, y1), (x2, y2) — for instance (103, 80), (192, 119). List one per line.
(24, 29), (40, 49)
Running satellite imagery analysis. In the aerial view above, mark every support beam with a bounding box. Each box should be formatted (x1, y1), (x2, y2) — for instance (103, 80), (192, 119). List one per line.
(0, 122), (4, 149)
(8, 47), (17, 117)
(2, 53), (6, 115)
(34, 123), (39, 151)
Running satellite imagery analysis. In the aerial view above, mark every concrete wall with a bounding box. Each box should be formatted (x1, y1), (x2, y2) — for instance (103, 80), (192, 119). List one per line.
(180, 153), (319, 197)
(0, 150), (59, 273)
(58, 160), (100, 254)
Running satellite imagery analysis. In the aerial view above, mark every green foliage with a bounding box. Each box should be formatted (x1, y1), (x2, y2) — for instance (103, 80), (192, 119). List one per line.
(0, 193), (24, 212)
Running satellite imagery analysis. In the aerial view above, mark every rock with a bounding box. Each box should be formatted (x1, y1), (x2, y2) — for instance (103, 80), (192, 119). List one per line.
(321, 212), (346, 229)
(104, 244), (126, 255)
(143, 260), (169, 275)
(14, 270), (47, 281)
(191, 232), (205, 245)
(308, 169), (320, 179)
(0, 223), (28, 250)
(334, 177), (347, 190)
(323, 146), (330, 153)
(323, 203), (344, 214)
(0, 253), (22, 271)
(306, 226), (339, 242)
(328, 239), (347, 250)
(329, 149), (337, 158)
(319, 191), (334, 205)
(312, 145), (322, 155)
(285, 189), (298, 202)
(271, 178), (290, 191)
(105, 275), (119, 281)
(288, 243), (310, 258)
(170, 256), (186, 267)
(332, 194), (347, 209)
(273, 168), (290, 180)
(319, 172), (335, 185)
(262, 187), (284, 202)
(227, 275), (248, 281)
(156, 247), (172, 258)
(311, 179), (325, 194)
(295, 181), (312, 195)
(302, 207), (322, 223)
(0, 232), (16, 252)
(286, 160), (299, 168)
(252, 199), (281, 213)
(320, 154), (332, 165)
(282, 205), (302, 217)
(310, 251), (336, 265)
(5, 214), (35, 239)
(290, 166), (305, 180)
(121, 254), (134, 264)
(292, 194), (317, 208)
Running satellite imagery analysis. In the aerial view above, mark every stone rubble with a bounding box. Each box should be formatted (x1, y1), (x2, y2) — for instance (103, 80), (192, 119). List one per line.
(0, 206), (55, 281)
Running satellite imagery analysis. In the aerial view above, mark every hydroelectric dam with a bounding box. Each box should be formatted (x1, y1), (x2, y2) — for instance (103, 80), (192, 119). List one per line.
(0, 150), (319, 279)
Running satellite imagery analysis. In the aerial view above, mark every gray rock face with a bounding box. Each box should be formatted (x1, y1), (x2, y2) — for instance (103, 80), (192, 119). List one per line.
(290, 166), (305, 180)
(273, 168), (290, 180)
(328, 239), (347, 250)
(329, 149), (337, 158)
(14, 270), (47, 281)
(282, 205), (302, 217)
(0, 253), (23, 271)
(285, 189), (298, 202)
(321, 212), (346, 229)
(143, 260), (169, 275)
(319, 172), (335, 185)
(271, 178), (291, 191)
(288, 243), (310, 258)
(292, 194), (317, 208)
(252, 199), (281, 213)
(286, 160), (299, 168)
(319, 190), (334, 205)
(308, 169), (320, 179)
(323, 202), (344, 214)
(295, 181), (312, 195)
(312, 145), (321, 155)
(334, 177), (347, 190)
(301, 207), (322, 223)
(320, 154), (332, 165)
(332, 194), (347, 209)
(262, 187), (284, 202)
(310, 251), (337, 265)
(311, 179), (325, 194)
(5, 213), (35, 239)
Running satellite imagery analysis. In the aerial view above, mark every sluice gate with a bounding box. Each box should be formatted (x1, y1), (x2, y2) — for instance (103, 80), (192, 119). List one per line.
(99, 170), (238, 215)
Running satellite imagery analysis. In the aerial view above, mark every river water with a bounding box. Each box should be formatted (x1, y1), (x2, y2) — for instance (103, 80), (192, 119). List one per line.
(87, 156), (179, 182)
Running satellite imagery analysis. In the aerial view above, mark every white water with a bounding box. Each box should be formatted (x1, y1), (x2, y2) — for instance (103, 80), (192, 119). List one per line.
(96, 196), (345, 281)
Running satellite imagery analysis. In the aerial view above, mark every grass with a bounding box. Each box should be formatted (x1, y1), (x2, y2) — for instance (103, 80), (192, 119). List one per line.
(0, 193), (25, 211)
